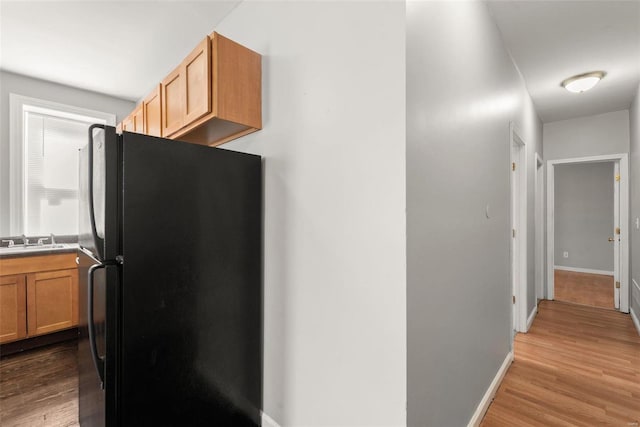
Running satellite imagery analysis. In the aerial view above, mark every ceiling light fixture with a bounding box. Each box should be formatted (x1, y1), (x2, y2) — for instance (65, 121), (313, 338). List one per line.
(561, 71), (606, 93)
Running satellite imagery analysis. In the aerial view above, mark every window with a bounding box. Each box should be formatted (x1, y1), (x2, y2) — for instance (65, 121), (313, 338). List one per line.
(10, 94), (115, 236)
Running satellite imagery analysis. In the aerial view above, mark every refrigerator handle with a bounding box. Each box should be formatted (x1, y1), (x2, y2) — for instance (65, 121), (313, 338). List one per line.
(88, 262), (111, 390)
(87, 124), (106, 256)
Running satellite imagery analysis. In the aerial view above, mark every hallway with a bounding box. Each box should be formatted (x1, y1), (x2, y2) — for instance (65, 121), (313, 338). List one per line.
(482, 300), (640, 426)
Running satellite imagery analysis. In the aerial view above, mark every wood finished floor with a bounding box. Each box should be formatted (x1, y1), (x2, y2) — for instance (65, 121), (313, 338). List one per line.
(481, 300), (640, 426)
(0, 340), (79, 427)
(555, 269), (614, 310)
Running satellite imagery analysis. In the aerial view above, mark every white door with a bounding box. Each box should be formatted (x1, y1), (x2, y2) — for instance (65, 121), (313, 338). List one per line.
(613, 161), (620, 309)
(535, 156), (544, 302)
(511, 142), (520, 332)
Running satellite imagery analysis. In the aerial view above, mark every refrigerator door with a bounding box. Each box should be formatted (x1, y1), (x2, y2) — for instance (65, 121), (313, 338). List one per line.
(79, 125), (119, 262)
(78, 248), (120, 427)
(119, 133), (263, 426)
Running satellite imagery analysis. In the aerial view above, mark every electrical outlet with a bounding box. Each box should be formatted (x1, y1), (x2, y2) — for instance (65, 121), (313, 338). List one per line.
(563, 251), (569, 258)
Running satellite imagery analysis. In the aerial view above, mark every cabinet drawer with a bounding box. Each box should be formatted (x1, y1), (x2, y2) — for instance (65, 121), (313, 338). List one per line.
(0, 253), (77, 276)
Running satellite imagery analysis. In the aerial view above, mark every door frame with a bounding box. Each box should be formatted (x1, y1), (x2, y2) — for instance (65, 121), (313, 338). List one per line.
(546, 153), (629, 313)
(510, 123), (528, 333)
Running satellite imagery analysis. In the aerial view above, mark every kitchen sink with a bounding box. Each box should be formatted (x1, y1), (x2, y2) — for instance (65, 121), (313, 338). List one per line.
(0, 243), (78, 255)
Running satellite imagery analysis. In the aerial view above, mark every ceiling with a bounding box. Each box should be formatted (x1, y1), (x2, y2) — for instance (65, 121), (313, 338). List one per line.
(487, 0), (640, 123)
(0, 1), (241, 102)
(1, 1), (638, 121)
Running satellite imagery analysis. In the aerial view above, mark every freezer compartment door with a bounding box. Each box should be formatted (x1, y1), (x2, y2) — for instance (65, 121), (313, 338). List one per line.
(79, 125), (119, 262)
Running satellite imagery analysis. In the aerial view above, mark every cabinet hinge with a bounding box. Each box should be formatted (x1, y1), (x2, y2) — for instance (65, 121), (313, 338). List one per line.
(512, 295), (516, 304)
(615, 227), (620, 235)
(512, 162), (516, 171)
(512, 229), (516, 238)
(615, 281), (620, 289)
(615, 174), (621, 182)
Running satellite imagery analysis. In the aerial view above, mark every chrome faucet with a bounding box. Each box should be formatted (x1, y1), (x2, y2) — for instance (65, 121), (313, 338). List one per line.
(21, 234), (29, 245)
(1, 239), (15, 248)
(50, 233), (56, 244)
(37, 237), (49, 246)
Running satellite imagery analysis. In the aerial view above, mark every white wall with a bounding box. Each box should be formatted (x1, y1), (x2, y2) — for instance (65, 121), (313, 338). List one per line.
(630, 84), (640, 321)
(554, 163), (614, 272)
(0, 70), (135, 236)
(543, 110), (630, 161)
(407, 2), (542, 426)
(216, 2), (407, 426)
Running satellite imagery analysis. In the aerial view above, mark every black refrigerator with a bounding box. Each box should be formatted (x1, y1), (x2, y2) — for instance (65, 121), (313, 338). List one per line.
(77, 125), (262, 427)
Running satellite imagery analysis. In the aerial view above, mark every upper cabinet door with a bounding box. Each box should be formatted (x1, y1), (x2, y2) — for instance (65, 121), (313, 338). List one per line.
(123, 105), (144, 134)
(132, 104), (144, 134)
(122, 114), (134, 132)
(161, 36), (211, 137)
(144, 84), (162, 137)
(162, 66), (185, 137)
(184, 37), (211, 124)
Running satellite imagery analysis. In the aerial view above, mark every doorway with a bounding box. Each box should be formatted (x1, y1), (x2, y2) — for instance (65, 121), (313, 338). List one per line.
(546, 154), (629, 313)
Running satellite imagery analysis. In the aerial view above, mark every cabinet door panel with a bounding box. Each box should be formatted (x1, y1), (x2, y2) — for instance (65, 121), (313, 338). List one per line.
(27, 269), (78, 336)
(184, 37), (211, 124)
(133, 104), (144, 134)
(0, 275), (27, 343)
(162, 68), (184, 136)
(122, 115), (134, 132)
(144, 84), (162, 137)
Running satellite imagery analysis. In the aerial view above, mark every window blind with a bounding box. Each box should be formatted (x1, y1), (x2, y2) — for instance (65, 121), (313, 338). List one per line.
(24, 111), (93, 235)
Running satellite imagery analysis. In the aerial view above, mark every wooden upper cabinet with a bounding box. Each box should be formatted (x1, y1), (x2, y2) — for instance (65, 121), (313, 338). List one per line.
(126, 32), (260, 146)
(174, 32), (262, 147)
(0, 275), (27, 344)
(212, 32), (262, 132)
(144, 84), (163, 137)
(162, 36), (211, 137)
(26, 269), (78, 337)
(122, 104), (144, 134)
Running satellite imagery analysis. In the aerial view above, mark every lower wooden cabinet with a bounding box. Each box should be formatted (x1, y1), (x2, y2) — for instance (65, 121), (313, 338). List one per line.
(0, 254), (78, 344)
(0, 275), (27, 344)
(27, 269), (78, 337)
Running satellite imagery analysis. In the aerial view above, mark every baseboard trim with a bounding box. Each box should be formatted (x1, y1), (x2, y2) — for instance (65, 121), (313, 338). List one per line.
(554, 266), (613, 276)
(526, 306), (537, 332)
(631, 307), (640, 337)
(262, 412), (281, 427)
(467, 351), (514, 427)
